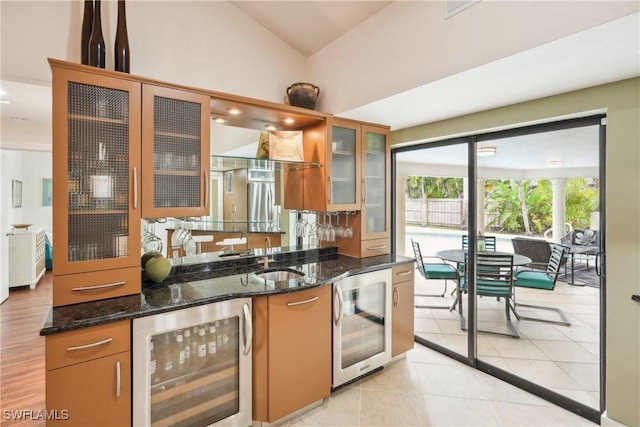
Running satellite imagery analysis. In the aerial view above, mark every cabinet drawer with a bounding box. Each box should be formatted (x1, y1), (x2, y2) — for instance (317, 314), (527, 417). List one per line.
(360, 238), (390, 257)
(46, 320), (130, 370)
(392, 263), (415, 283)
(53, 267), (140, 307)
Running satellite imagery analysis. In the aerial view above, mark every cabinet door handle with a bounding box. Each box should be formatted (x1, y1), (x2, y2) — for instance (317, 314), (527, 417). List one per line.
(133, 167), (138, 209)
(362, 178), (367, 203)
(66, 337), (113, 351)
(328, 176), (333, 204)
(287, 296), (319, 306)
(204, 170), (209, 208)
(393, 286), (399, 307)
(242, 303), (252, 356)
(72, 281), (126, 292)
(333, 284), (344, 327)
(115, 360), (121, 398)
(397, 270), (412, 276)
(367, 245), (387, 251)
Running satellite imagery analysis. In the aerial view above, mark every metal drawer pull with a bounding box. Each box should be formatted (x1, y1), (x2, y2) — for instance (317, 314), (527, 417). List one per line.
(367, 245), (387, 251)
(66, 337), (113, 351)
(397, 270), (412, 276)
(287, 296), (319, 306)
(116, 360), (121, 397)
(72, 281), (126, 292)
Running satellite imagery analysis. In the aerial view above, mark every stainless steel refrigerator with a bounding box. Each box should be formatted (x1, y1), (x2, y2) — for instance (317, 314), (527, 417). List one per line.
(247, 162), (275, 232)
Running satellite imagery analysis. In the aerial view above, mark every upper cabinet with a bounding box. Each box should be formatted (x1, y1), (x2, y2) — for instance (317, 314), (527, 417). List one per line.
(360, 124), (390, 241)
(141, 85), (210, 218)
(52, 65), (142, 280)
(50, 59), (210, 305)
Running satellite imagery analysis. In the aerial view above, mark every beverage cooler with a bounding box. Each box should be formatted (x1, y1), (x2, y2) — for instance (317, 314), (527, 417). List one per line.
(133, 299), (252, 427)
(332, 269), (392, 388)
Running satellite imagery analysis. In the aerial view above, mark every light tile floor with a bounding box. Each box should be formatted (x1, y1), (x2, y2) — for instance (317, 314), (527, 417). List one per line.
(413, 274), (601, 410)
(285, 345), (597, 426)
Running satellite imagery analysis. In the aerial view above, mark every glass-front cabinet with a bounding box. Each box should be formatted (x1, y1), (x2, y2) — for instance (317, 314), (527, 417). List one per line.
(52, 66), (142, 278)
(325, 118), (361, 211)
(142, 85), (210, 218)
(361, 124), (390, 240)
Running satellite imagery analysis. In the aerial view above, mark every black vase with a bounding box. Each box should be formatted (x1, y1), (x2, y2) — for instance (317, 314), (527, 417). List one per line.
(114, 0), (130, 73)
(80, 0), (93, 65)
(88, 0), (105, 68)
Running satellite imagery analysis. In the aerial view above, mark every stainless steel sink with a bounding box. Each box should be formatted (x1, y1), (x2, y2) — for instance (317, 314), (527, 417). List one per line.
(252, 268), (304, 282)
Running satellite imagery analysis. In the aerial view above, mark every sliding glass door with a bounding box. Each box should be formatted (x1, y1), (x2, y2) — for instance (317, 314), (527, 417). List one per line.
(393, 115), (605, 422)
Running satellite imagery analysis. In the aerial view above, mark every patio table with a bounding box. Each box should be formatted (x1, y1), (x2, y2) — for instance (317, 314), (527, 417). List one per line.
(435, 249), (531, 266)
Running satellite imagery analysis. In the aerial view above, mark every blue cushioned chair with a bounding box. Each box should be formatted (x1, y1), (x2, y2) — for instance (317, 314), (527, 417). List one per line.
(455, 252), (519, 338)
(513, 244), (570, 326)
(411, 239), (458, 310)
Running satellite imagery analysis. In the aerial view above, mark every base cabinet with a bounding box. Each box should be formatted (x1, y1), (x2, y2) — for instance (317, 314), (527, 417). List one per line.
(45, 321), (131, 426)
(392, 263), (416, 357)
(252, 286), (332, 423)
(8, 227), (46, 289)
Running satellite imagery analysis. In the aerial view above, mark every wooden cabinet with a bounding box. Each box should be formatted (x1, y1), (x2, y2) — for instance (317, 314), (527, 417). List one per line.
(8, 227), (46, 289)
(50, 59), (210, 306)
(141, 84), (210, 218)
(45, 321), (131, 426)
(252, 286), (332, 423)
(391, 263), (416, 357)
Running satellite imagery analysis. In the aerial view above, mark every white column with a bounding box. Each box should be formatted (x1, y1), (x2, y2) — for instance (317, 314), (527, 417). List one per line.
(477, 178), (486, 234)
(551, 178), (568, 243)
(396, 175), (407, 256)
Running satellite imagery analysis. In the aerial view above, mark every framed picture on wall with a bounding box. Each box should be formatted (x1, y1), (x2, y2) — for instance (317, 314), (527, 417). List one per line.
(12, 180), (22, 208)
(42, 178), (52, 206)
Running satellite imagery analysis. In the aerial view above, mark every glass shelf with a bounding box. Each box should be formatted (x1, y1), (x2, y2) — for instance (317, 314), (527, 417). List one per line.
(210, 155), (321, 172)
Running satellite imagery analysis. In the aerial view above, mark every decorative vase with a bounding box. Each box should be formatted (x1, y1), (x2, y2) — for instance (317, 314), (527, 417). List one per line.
(80, 0), (93, 65)
(87, 0), (105, 68)
(114, 0), (130, 73)
(286, 83), (320, 110)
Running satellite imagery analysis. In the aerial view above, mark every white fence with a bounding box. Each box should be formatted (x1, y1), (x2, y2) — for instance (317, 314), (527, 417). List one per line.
(406, 198), (465, 227)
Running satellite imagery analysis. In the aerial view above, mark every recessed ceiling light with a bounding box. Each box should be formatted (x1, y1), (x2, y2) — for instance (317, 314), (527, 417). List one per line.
(545, 160), (564, 167)
(476, 146), (496, 157)
(226, 108), (241, 115)
(283, 117), (295, 125)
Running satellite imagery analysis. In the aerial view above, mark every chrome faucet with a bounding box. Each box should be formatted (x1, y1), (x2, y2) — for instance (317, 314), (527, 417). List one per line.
(239, 231), (249, 255)
(258, 236), (272, 269)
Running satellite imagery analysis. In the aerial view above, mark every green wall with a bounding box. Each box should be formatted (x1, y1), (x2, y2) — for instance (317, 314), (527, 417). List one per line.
(391, 78), (640, 426)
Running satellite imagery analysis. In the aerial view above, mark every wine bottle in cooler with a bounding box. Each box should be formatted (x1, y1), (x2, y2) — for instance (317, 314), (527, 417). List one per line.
(183, 328), (192, 371)
(197, 327), (207, 365)
(207, 324), (218, 363)
(174, 332), (186, 376)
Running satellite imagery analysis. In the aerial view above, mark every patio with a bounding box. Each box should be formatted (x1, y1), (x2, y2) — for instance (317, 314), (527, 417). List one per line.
(407, 226), (600, 409)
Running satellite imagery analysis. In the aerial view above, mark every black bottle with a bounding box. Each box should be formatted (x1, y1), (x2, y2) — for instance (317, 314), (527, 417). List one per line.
(87, 0), (105, 68)
(80, 0), (93, 65)
(114, 0), (130, 73)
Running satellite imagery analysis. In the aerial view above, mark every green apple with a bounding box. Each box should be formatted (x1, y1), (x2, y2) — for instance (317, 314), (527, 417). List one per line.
(141, 251), (163, 269)
(144, 255), (172, 283)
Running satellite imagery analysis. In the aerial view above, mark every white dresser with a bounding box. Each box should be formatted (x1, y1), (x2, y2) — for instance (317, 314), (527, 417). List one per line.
(9, 226), (46, 289)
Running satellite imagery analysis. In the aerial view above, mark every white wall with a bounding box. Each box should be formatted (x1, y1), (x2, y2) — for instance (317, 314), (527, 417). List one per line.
(308, 1), (639, 116)
(1, 150), (24, 303)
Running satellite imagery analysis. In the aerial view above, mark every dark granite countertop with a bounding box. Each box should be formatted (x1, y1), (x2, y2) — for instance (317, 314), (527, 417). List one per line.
(40, 247), (414, 336)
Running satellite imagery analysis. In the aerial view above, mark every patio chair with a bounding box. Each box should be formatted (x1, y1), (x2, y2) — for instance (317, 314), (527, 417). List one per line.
(455, 252), (519, 338)
(411, 239), (458, 310)
(461, 235), (496, 251)
(513, 244), (571, 326)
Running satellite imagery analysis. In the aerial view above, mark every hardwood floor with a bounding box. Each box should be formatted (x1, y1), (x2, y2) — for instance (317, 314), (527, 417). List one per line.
(1, 272), (51, 426)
